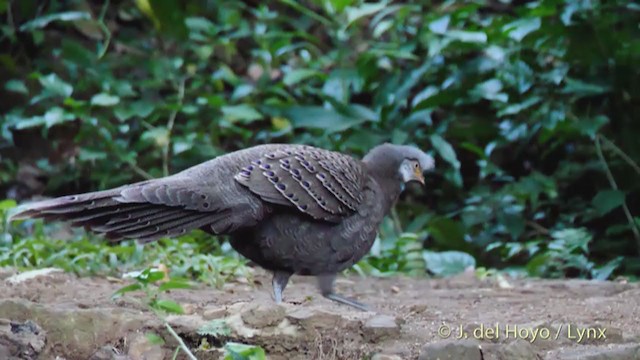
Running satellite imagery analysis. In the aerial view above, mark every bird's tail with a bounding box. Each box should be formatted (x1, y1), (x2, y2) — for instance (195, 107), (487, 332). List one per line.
(10, 185), (186, 241)
(9, 188), (126, 224)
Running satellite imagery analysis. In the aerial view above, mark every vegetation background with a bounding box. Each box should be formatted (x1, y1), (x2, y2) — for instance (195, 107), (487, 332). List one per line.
(1, 0), (639, 283)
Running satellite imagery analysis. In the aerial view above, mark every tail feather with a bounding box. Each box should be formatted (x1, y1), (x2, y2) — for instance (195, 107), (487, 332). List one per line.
(8, 185), (230, 243)
(68, 204), (149, 224)
(116, 212), (212, 241)
(7, 176), (262, 242)
(9, 190), (122, 221)
(92, 208), (184, 234)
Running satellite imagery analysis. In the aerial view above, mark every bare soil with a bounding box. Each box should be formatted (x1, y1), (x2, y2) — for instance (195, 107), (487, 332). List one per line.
(1, 267), (639, 360)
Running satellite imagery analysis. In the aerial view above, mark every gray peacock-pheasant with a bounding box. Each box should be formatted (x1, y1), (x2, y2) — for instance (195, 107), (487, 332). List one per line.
(9, 143), (435, 311)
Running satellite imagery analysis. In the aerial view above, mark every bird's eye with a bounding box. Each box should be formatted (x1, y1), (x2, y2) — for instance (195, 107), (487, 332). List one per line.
(414, 163), (419, 169)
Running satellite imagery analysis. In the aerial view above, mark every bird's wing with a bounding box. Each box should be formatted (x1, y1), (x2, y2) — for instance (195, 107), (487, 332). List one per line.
(233, 145), (367, 222)
(9, 144), (290, 242)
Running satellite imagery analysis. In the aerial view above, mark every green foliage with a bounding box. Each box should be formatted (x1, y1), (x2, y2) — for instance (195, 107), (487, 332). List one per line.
(423, 250), (476, 277)
(112, 267), (190, 314)
(1, 0), (639, 280)
(198, 319), (232, 338)
(224, 342), (267, 360)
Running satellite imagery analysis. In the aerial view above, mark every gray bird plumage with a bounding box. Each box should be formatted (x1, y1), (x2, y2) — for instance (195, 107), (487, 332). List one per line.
(9, 143), (434, 310)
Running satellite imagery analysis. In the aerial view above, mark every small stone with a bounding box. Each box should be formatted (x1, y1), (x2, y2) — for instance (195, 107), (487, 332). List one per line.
(241, 303), (285, 328)
(363, 315), (399, 343)
(286, 308), (344, 329)
(165, 314), (207, 333)
(371, 354), (403, 360)
(605, 327), (624, 343)
(410, 304), (428, 314)
(0, 319), (46, 358)
(202, 306), (227, 320)
(127, 334), (165, 360)
(419, 340), (481, 360)
(390, 286), (400, 294)
(181, 303), (197, 315)
(481, 340), (539, 360)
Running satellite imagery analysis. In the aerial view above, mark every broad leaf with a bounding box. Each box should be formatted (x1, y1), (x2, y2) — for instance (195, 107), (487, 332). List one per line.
(91, 93), (120, 107)
(222, 105), (263, 123)
(38, 74), (73, 98)
(592, 190), (625, 216)
(503, 18), (541, 41)
(423, 250), (476, 276)
(283, 106), (370, 133)
(154, 299), (184, 314)
(430, 135), (460, 169)
(19, 11), (91, 31)
(224, 342), (266, 360)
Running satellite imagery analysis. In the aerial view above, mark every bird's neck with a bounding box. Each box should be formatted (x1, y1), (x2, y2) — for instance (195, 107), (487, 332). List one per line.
(367, 168), (404, 215)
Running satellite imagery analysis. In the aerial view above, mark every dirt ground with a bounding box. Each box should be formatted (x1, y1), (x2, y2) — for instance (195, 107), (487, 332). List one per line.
(1, 266), (639, 360)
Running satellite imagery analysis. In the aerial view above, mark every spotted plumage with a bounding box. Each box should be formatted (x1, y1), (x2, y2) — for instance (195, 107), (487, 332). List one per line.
(9, 143), (435, 311)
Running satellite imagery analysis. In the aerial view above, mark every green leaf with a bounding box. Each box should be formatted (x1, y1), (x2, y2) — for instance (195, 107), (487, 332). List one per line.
(429, 15), (450, 34)
(591, 257), (622, 281)
(550, 228), (592, 253)
(154, 299), (184, 314)
(221, 105), (263, 123)
(5, 79), (28, 94)
(427, 217), (468, 251)
(42, 107), (75, 127)
(136, 268), (166, 284)
(561, 78), (610, 97)
(497, 96), (541, 116)
(19, 11), (91, 31)
(114, 100), (156, 121)
(78, 148), (108, 161)
(12, 107), (76, 130)
(224, 342), (266, 360)
(158, 280), (192, 292)
(141, 127), (169, 148)
(283, 69), (322, 86)
(90, 93), (120, 107)
(430, 135), (460, 169)
(0, 199), (17, 211)
(145, 332), (165, 345)
(38, 73), (73, 98)
(111, 283), (143, 298)
(423, 250), (476, 277)
(345, 2), (387, 26)
(591, 190), (625, 216)
(144, 0), (188, 39)
(471, 79), (507, 102)
(575, 115), (608, 138)
(283, 106), (370, 133)
(446, 30), (487, 43)
(526, 253), (550, 276)
(502, 17), (541, 41)
(198, 319), (231, 337)
(328, 0), (354, 13)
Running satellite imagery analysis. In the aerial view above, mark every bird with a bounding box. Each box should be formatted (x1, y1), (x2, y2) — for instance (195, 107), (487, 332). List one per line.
(9, 143), (434, 311)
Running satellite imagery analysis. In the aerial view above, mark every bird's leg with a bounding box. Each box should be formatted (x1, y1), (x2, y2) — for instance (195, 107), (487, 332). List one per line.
(271, 271), (292, 304)
(316, 274), (371, 311)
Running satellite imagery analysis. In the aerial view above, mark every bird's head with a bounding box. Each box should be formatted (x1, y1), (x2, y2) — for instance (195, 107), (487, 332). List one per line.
(362, 143), (435, 187)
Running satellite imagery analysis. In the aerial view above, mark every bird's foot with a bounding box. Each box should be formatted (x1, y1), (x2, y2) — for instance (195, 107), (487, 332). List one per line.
(316, 274), (372, 311)
(322, 292), (371, 312)
(272, 270), (292, 304)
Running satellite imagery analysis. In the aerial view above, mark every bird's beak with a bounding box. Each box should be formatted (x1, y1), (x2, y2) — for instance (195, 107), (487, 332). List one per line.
(414, 167), (425, 185)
